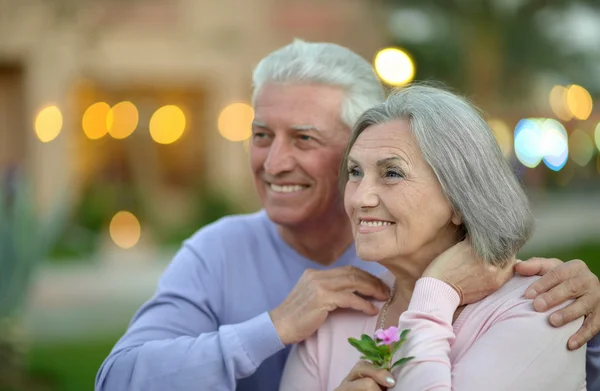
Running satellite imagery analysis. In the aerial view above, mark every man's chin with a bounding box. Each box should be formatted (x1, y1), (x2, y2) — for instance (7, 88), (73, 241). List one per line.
(264, 204), (310, 227)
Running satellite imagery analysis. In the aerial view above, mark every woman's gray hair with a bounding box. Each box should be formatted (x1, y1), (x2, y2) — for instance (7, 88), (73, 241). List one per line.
(341, 84), (534, 266)
(252, 39), (386, 128)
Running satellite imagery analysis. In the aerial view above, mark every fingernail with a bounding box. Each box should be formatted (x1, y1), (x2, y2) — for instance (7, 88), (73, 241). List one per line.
(550, 313), (563, 326)
(386, 377), (396, 386)
(524, 288), (537, 299)
(568, 339), (580, 350)
(534, 297), (547, 311)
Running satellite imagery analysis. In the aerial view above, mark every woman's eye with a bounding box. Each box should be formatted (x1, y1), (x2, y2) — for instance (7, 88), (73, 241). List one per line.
(385, 170), (404, 178)
(348, 167), (362, 178)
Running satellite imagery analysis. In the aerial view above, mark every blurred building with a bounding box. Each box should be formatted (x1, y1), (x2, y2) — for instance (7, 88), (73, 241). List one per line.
(0, 0), (387, 239)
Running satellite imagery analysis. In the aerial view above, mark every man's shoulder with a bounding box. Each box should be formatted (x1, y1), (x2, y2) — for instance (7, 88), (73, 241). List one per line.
(184, 210), (271, 251)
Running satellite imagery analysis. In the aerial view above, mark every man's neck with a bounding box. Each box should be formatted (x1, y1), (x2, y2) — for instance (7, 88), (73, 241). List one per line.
(277, 213), (354, 266)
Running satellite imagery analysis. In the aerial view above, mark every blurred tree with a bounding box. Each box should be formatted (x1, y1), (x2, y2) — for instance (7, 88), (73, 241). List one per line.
(383, 0), (600, 109)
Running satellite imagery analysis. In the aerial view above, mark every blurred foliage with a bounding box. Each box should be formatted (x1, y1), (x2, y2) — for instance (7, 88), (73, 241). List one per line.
(23, 336), (117, 391)
(48, 181), (240, 262)
(49, 182), (147, 262)
(384, 0), (600, 101)
(153, 185), (241, 248)
(520, 241), (600, 276)
(0, 169), (68, 390)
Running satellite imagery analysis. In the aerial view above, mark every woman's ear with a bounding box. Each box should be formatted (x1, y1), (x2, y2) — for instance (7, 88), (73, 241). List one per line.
(451, 211), (462, 226)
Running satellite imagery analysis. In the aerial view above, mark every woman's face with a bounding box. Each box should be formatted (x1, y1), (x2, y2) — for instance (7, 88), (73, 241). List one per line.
(344, 119), (462, 266)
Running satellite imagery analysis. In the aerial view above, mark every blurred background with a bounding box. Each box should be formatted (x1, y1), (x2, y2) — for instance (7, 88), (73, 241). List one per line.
(1, 0), (599, 390)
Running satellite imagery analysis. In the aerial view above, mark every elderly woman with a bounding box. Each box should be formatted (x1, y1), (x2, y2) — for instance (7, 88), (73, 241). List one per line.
(278, 85), (587, 390)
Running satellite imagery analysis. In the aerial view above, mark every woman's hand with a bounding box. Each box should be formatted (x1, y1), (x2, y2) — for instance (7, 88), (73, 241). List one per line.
(335, 361), (396, 390)
(422, 239), (515, 305)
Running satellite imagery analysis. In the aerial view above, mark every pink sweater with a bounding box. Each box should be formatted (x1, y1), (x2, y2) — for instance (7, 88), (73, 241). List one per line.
(279, 273), (587, 391)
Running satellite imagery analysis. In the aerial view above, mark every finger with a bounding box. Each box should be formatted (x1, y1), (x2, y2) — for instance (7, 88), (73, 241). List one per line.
(523, 261), (574, 299)
(345, 378), (383, 391)
(567, 313), (600, 350)
(326, 268), (390, 300)
(516, 257), (563, 278)
(547, 294), (593, 327)
(346, 362), (395, 387)
(532, 276), (586, 312)
(333, 292), (379, 316)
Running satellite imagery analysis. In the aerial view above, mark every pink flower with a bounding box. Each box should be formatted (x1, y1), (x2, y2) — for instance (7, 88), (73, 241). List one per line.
(375, 326), (400, 346)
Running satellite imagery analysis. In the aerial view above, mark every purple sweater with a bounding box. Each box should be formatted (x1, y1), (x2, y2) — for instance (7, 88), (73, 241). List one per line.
(95, 210), (600, 391)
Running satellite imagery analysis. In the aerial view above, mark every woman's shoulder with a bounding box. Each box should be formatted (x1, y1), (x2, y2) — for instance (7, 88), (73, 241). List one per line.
(458, 274), (578, 330)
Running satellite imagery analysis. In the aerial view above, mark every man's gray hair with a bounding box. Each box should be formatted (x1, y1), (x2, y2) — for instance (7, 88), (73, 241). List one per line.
(252, 39), (386, 128)
(341, 84), (534, 266)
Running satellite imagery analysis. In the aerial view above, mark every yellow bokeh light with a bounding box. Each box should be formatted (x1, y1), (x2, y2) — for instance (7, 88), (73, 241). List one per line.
(218, 103), (254, 142)
(82, 102), (111, 140)
(566, 84), (593, 120)
(374, 48), (415, 86)
(109, 211), (141, 249)
(549, 85), (573, 122)
(594, 122), (600, 152)
(149, 105), (186, 144)
(35, 105), (62, 143)
(569, 129), (594, 167)
(488, 119), (512, 157)
(108, 101), (139, 139)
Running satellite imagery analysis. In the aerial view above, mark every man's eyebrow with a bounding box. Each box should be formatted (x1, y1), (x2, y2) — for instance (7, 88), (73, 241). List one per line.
(290, 124), (321, 132)
(251, 122), (321, 132)
(252, 120), (269, 129)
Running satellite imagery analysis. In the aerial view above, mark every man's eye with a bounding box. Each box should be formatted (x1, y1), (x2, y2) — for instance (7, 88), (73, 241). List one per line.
(299, 134), (313, 141)
(253, 132), (267, 139)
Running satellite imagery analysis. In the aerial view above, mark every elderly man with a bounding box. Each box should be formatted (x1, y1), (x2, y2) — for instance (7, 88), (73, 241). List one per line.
(96, 40), (600, 391)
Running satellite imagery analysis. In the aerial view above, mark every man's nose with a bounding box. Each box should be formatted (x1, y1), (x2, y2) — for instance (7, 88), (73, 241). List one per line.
(264, 138), (295, 176)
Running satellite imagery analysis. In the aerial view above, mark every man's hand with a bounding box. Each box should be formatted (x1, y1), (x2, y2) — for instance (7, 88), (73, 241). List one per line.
(422, 239), (515, 305)
(516, 257), (600, 350)
(269, 266), (390, 345)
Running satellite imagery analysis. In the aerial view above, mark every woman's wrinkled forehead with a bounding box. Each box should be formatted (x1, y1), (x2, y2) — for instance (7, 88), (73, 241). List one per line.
(349, 120), (417, 164)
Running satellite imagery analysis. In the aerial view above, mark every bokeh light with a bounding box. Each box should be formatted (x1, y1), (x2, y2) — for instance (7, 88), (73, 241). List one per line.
(108, 101), (139, 139)
(82, 102), (111, 140)
(549, 85), (573, 121)
(488, 119), (512, 157)
(149, 105), (186, 144)
(35, 105), (62, 143)
(109, 211), (141, 249)
(374, 48), (415, 86)
(514, 119), (543, 168)
(569, 129), (595, 167)
(514, 118), (568, 170)
(566, 84), (593, 120)
(218, 103), (254, 142)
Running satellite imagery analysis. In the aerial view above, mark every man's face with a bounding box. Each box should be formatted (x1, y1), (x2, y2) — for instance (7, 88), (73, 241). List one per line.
(250, 83), (350, 228)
